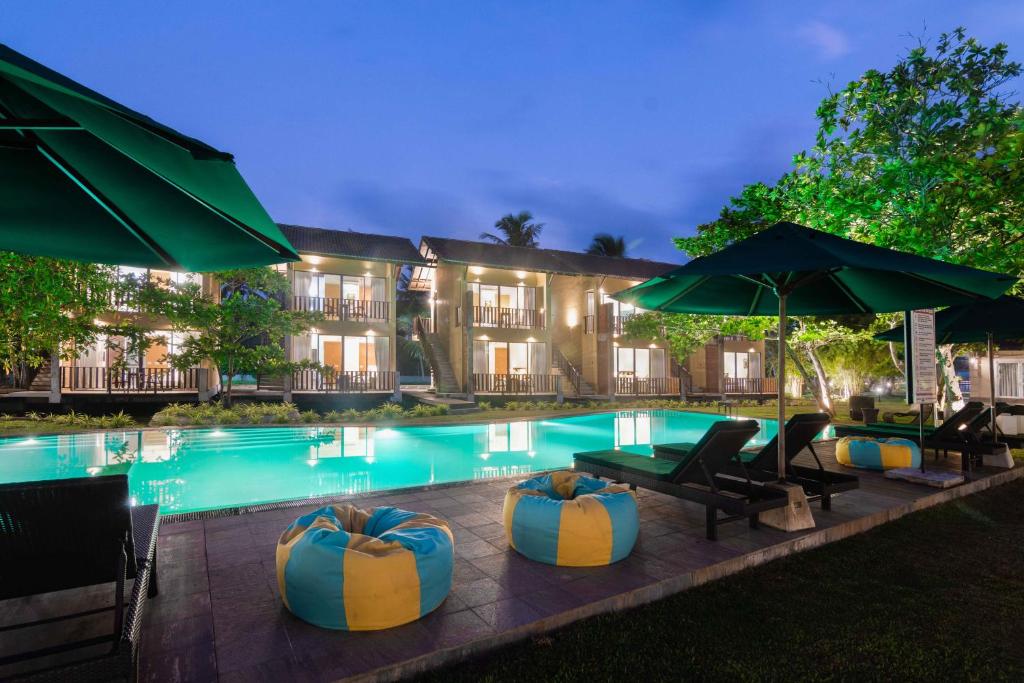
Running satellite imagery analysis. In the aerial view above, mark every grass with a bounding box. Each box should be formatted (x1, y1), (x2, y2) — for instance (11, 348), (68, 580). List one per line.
(420, 476), (1024, 682)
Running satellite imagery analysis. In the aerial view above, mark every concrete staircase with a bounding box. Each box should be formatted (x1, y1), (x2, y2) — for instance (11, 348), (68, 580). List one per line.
(29, 357), (54, 391)
(414, 317), (461, 394)
(552, 347), (596, 398)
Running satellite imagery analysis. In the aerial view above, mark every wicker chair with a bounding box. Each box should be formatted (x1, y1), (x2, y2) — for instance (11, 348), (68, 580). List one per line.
(0, 475), (160, 681)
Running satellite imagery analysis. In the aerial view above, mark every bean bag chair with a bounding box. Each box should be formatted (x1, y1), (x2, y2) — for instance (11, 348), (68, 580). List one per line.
(276, 504), (453, 630)
(503, 471), (638, 567)
(835, 436), (921, 471)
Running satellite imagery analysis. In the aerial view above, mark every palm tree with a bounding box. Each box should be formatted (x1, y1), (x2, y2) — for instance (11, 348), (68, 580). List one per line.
(479, 211), (543, 247)
(586, 233), (627, 257)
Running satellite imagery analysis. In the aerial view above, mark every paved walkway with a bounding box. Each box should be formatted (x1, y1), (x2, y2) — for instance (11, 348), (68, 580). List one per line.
(139, 444), (1018, 682)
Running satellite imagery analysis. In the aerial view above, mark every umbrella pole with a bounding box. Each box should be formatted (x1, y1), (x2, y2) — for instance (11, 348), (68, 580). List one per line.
(777, 294), (787, 480)
(989, 332), (998, 444)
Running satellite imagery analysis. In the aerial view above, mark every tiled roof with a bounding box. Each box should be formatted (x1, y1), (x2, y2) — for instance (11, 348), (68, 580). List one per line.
(420, 236), (679, 279)
(278, 224), (425, 264)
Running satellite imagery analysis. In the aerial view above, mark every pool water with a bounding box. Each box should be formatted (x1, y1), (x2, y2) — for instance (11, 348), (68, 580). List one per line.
(0, 410), (795, 514)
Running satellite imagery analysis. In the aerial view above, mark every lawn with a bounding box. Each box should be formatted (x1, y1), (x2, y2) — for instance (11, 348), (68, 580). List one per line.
(421, 477), (1024, 682)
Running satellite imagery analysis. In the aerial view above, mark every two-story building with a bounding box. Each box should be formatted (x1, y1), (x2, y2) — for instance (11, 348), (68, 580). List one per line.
(408, 237), (681, 398)
(277, 224), (424, 398)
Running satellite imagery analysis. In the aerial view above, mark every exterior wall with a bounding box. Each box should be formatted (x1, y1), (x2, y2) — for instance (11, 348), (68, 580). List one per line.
(287, 254), (398, 375)
(433, 262), (466, 390)
(684, 335), (768, 394)
(970, 349), (1024, 406)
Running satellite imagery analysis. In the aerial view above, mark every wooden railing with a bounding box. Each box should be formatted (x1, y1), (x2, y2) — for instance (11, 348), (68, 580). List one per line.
(292, 296), (389, 322)
(472, 306), (544, 329)
(612, 314), (634, 335)
(583, 315), (595, 334)
(60, 366), (201, 393)
(415, 316), (435, 334)
(293, 369), (396, 393)
(551, 348), (582, 395)
(473, 373), (556, 394)
(723, 377), (778, 395)
(614, 376), (680, 396)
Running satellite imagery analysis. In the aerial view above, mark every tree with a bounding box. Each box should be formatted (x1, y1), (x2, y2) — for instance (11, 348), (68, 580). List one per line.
(586, 233), (627, 257)
(395, 267), (429, 378)
(665, 29), (1024, 412)
(480, 211), (544, 247)
(159, 267), (320, 406)
(0, 252), (119, 388)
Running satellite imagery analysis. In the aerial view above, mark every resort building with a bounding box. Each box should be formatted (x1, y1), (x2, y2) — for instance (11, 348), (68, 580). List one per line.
(277, 224), (424, 398)
(408, 237), (681, 397)
(683, 335), (774, 398)
(969, 346), (1024, 406)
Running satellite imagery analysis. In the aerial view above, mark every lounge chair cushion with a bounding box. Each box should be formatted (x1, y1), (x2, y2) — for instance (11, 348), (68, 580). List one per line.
(835, 437), (921, 471)
(503, 471), (638, 566)
(655, 442), (758, 463)
(573, 449), (684, 480)
(276, 505), (454, 630)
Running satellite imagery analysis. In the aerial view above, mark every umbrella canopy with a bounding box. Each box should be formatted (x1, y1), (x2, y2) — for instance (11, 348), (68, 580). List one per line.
(621, 222), (1014, 315)
(873, 296), (1024, 344)
(0, 43), (299, 271)
(615, 222), (1016, 478)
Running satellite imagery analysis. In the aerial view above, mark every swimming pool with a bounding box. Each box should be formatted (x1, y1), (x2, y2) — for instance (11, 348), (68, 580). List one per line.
(0, 410), (791, 513)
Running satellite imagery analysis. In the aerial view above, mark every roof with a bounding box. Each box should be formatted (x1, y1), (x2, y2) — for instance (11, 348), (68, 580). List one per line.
(419, 236), (679, 280)
(277, 224), (425, 264)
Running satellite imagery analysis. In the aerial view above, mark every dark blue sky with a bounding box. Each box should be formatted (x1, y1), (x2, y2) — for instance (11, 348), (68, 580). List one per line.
(8, 2), (1024, 260)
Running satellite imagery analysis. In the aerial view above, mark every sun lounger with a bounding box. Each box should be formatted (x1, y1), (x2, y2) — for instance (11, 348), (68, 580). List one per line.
(574, 419), (789, 540)
(0, 474), (160, 680)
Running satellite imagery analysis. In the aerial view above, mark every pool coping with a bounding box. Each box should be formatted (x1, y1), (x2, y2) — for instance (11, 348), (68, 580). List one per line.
(343, 463), (1024, 682)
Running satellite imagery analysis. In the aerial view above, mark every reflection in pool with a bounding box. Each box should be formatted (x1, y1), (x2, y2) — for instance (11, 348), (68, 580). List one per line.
(0, 410), (793, 513)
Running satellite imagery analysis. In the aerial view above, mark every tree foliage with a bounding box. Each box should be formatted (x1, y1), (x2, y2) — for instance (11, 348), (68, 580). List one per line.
(0, 252), (119, 387)
(586, 233), (627, 257)
(480, 211), (544, 247)
(158, 267), (320, 405)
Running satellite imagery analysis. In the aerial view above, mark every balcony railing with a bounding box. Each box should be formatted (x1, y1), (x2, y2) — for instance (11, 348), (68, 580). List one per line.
(612, 314), (635, 335)
(60, 366), (202, 393)
(583, 314), (595, 334)
(723, 377), (778, 395)
(293, 369), (396, 393)
(473, 373), (556, 394)
(292, 297), (389, 322)
(614, 376), (680, 396)
(472, 306), (544, 330)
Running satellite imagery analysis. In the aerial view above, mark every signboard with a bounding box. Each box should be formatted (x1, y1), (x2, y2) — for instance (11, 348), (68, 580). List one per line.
(906, 309), (937, 405)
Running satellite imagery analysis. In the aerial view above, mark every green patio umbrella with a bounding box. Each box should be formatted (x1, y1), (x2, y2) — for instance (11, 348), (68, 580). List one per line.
(615, 222), (1016, 478)
(875, 296), (1024, 442)
(0, 43), (299, 270)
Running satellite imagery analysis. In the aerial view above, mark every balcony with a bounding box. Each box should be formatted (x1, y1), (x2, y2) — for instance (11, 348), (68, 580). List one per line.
(292, 369), (396, 393)
(583, 315), (595, 334)
(614, 375), (681, 396)
(60, 366), (204, 393)
(293, 297), (389, 322)
(471, 306), (544, 330)
(612, 314), (634, 335)
(723, 377), (778, 395)
(473, 373), (556, 395)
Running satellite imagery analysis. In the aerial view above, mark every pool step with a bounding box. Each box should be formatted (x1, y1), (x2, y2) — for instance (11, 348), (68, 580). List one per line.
(406, 391), (479, 414)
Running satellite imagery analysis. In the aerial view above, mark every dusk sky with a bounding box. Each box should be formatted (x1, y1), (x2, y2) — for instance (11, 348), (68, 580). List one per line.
(9, 1), (1024, 261)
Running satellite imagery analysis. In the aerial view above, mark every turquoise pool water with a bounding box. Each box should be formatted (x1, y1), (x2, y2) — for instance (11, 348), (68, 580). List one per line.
(0, 410), (789, 513)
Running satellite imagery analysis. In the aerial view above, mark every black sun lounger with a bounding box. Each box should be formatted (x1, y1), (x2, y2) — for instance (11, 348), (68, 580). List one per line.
(574, 419), (789, 540)
(0, 474), (160, 681)
(729, 413), (857, 509)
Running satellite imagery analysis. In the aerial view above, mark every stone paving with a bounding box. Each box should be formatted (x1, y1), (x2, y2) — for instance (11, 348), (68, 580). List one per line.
(137, 444), (1016, 682)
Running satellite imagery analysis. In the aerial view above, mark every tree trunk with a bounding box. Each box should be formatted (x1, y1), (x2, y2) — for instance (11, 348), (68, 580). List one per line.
(806, 346), (835, 417)
(937, 344), (963, 416)
(224, 361), (234, 407)
(784, 344), (815, 399)
(888, 342), (905, 376)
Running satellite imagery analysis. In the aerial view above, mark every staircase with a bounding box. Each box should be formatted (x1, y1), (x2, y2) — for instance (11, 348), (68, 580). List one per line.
(29, 357), (54, 391)
(552, 347), (595, 398)
(414, 317), (461, 394)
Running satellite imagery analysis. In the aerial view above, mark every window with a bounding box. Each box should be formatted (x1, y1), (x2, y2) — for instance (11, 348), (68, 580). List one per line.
(724, 351), (761, 379)
(468, 284), (537, 311)
(472, 341), (548, 375)
(601, 293), (637, 318)
(996, 360), (1024, 399)
(614, 347), (666, 378)
(294, 272), (386, 301)
(292, 333), (390, 372)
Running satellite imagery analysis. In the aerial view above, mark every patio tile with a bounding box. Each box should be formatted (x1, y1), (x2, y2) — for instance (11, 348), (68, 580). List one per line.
(452, 576), (514, 608)
(139, 644), (218, 683)
(419, 607), (496, 649)
(218, 656), (318, 683)
(145, 590), (211, 625)
(472, 597), (544, 630)
(455, 538), (503, 560)
(142, 614), (215, 653)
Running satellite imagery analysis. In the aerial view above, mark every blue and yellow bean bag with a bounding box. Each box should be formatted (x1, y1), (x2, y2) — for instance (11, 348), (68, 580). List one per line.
(503, 471), (638, 567)
(276, 504), (454, 630)
(835, 436), (921, 471)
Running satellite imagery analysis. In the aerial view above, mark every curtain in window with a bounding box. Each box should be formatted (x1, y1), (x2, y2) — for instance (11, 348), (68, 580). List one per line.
(371, 277), (386, 302)
(373, 336), (390, 373)
(529, 343), (548, 375)
(293, 271), (316, 299)
(997, 362), (1020, 398)
(652, 349), (666, 377)
(473, 340), (487, 374)
(523, 287), (537, 310)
